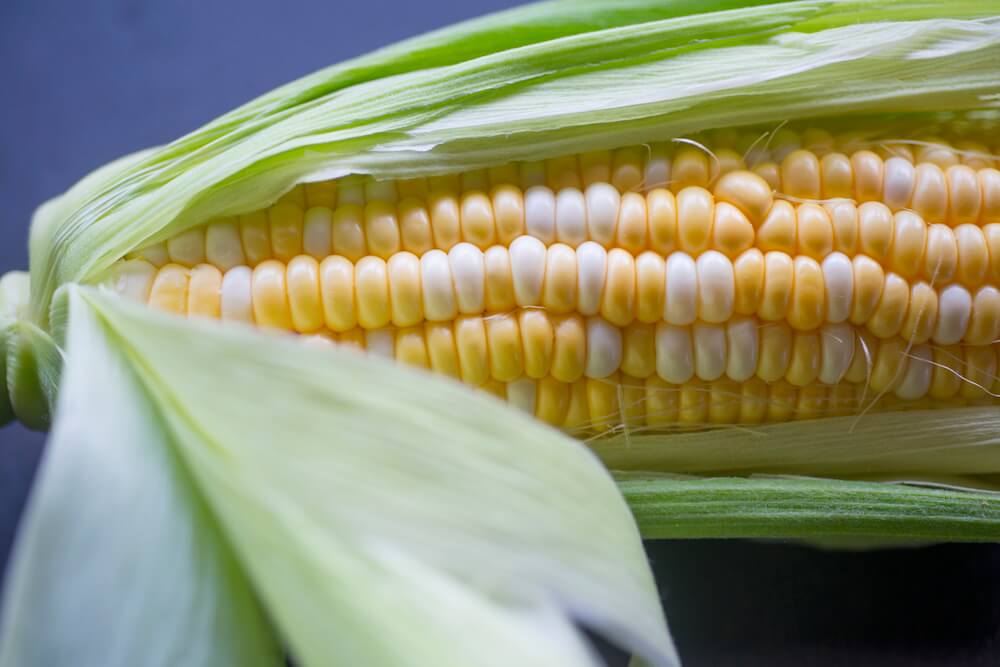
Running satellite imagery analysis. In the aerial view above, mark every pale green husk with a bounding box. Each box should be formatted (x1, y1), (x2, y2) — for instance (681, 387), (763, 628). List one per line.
(1, 287), (676, 666)
(3, 1), (1000, 664)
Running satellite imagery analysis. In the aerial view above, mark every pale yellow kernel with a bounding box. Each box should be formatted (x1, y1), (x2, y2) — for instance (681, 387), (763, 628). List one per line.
(900, 282), (938, 344)
(965, 286), (1000, 345)
(850, 150), (884, 203)
(492, 185), (526, 244)
(187, 264), (222, 319)
(484, 246), (515, 313)
(947, 165), (982, 225)
(827, 201), (859, 255)
(460, 191), (496, 249)
(707, 378), (740, 424)
(621, 322), (656, 378)
(647, 188), (678, 255)
(395, 327), (429, 369)
(757, 200), (797, 253)
(205, 219), (246, 271)
(354, 256), (391, 329)
(428, 173), (461, 193)
(869, 338), (907, 394)
(980, 169), (1000, 223)
(758, 251), (793, 322)
(781, 149), (821, 200)
(520, 309), (554, 379)
(600, 248), (637, 327)
(455, 316), (489, 385)
(915, 138), (958, 168)
(397, 177), (429, 199)
(547, 155), (581, 190)
(480, 379), (507, 401)
(536, 377), (571, 426)
(319, 255), (356, 332)
(461, 169), (489, 193)
(733, 377), (765, 423)
(928, 343), (963, 399)
(398, 198), (433, 255)
(795, 385), (828, 421)
(269, 202), (304, 263)
(752, 162), (781, 191)
(240, 211), (272, 267)
(986, 224), (1000, 283)
(364, 200), (401, 260)
(579, 151), (613, 187)
(337, 179), (365, 206)
(635, 251), (666, 324)
(960, 346), (997, 399)
(844, 329), (876, 384)
(820, 153), (854, 199)
(796, 203), (834, 260)
(772, 129), (802, 161)
(541, 243), (577, 314)
(677, 378), (709, 425)
(130, 242), (169, 268)
(519, 161), (546, 189)
(757, 322), (792, 382)
(923, 223), (958, 285)
(645, 376), (679, 427)
(850, 255), (885, 326)
(562, 380), (591, 431)
(867, 273), (909, 339)
(338, 328), (366, 352)
(766, 381), (798, 423)
(487, 164), (520, 189)
(713, 170), (773, 225)
(387, 251), (423, 328)
(252, 260), (292, 330)
(911, 163), (949, 225)
(955, 140), (994, 170)
(331, 205), (367, 262)
(616, 192), (648, 254)
(733, 248), (765, 315)
(712, 202), (754, 258)
(715, 149), (745, 177)
(486, 313), (524, 382)
(676, 186), (714, 254)
(278, 185), (307, 207)
(858, 201), (893, 262)
(425, 321), (460, 379)
(955, 223), (989, 287)
(167, 227), (206, 267)
(788, 256), (824, 331)
(304, 180), (337, 209)
(803, 128), (835, 154)
(428, 192), (461, 250)
(671, 146), (711, 192)
(889, 210), (927, 279)
(551, 315), (587, 383)
(588, 374), (623, 431)
(286, 255), (323, 333)
(611, 146), (645, 192)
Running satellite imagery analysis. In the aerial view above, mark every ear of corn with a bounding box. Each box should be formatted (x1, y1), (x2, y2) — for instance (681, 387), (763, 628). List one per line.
(3, 1), (1000, 666)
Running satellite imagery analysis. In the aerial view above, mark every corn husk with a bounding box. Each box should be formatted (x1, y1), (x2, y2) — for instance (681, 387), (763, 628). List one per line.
(3, 1), (1000, 665)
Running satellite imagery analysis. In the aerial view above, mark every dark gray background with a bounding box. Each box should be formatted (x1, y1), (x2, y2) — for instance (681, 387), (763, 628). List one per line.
(2, 1), (999, 665)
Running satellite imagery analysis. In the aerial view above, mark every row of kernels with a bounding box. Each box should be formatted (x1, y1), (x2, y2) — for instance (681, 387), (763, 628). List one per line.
(121, 234), (1000, 346)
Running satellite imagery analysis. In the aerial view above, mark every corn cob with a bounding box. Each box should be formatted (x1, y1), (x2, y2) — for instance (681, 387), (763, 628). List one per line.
(106, 129), (1000, 433)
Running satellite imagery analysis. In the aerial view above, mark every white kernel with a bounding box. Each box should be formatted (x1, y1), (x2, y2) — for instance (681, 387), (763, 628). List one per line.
(584, 182), (620, 245)
(655, 322), (694, 384)
(664, 252), (698, 325)
(509, 235), (547, 307)
(365, 328), (395, 359)
(303, 207), (333, 258)
(448, 242), (486, 314)
(555, 187), (588, 247)
(693, 322), (726, 381)
(576, 241), (607, 316)
(883, 157), (915, 210)
(524, 185), (556, 244)
(725, 316), (758, 382)
(220, 266), (254, 323)
(934, 284), (972, 345)
(894, 343), (933, 400)
(585, 316), (622, 379)
(420, 249), (457, 321)
(696, 250), (735, 323)
(506, 377), (538, 414)
(818, 322), (854, 384)
(821, 252), (854, 323)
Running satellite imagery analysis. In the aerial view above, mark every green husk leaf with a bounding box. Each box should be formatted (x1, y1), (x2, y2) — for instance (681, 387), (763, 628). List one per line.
(593, 407), (1000, 479)
(619, 475), (1000, 541)
(62, 286), (677, 666)
(27, 1), (1000, 323)
(0, 288), (280, 666)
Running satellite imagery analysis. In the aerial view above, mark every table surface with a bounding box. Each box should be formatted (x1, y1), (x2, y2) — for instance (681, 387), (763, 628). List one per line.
(2, 1), (998, 664)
